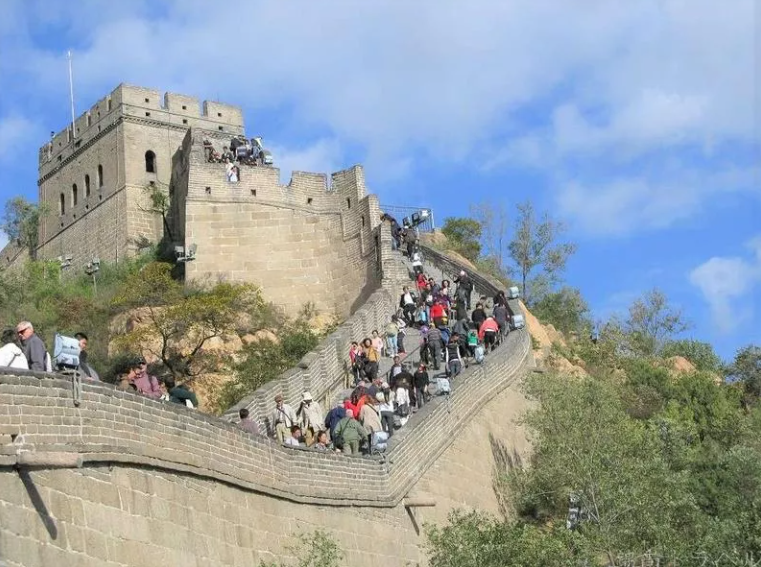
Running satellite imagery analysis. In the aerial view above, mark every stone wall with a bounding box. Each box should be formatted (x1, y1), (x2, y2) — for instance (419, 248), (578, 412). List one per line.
(0, 378), (532, 567)
(180, 129), (382, 318)
(0, 244), (533, 567)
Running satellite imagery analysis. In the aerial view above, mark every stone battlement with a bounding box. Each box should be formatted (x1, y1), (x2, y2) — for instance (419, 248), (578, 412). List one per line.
(39, 84), (244, 174)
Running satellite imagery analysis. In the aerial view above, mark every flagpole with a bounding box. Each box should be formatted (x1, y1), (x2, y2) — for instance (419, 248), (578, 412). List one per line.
(68, 50), (76, 137)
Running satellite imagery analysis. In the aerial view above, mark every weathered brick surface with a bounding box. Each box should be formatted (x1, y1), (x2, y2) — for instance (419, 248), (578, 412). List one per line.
(0, 247), (532, 566)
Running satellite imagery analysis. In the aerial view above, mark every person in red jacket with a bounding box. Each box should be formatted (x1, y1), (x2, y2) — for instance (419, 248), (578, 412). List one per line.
(430, 301), (447, 328)
(478, 316), (500, 352)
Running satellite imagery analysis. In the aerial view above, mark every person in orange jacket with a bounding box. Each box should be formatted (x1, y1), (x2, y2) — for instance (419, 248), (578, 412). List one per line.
(478, 315), (500, 352)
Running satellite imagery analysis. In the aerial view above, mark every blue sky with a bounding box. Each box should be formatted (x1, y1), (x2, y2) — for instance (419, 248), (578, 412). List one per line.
(0, 1), (759, 360)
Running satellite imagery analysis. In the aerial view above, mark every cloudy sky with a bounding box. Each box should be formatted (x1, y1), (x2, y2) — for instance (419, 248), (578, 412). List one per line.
(0, 1), (759, 358)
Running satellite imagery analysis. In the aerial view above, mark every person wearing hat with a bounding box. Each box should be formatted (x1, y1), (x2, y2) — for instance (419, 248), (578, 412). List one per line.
(297, 391), (325, 447)
(271, 394), (298, 444)
(133, 356), (161, 399)
(333, 409), (367, 455)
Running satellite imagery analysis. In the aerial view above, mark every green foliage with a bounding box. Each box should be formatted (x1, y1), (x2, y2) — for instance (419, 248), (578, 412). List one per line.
(426, 511), (575, 567)
(111, 262), (266, 381)
(531, 286), (590, 336)
(1, 197), (47, 258)
(728, 345), (761, 400)
(441, 217), (482, 262)
(258, 530), (343, 567)
(214, 322), (320, 413)
(427, 363), (761, 564)
(624, 288), (690, 356)
(661, 339), (722, 372)
(507, 201), (576, 305)
(0, 252), (156, 373)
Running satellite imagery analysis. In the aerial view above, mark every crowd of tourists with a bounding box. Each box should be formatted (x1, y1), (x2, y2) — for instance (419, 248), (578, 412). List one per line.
(257, 231), (519, 456)
(0, 321), (200, 408)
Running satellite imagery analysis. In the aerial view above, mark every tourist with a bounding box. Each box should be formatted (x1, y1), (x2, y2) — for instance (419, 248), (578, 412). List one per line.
(74, 332), (99, 380)
(385, 317), (399, 358)
(285, 425), (303, 447)
(313, 430), (330, 451)
(297, 391), (325, 446)
(272, 394), (298, 444)
(16, 321), (50, 372)
(333, 409), (367, 455)
(413, 363), (430, 409)
(238, 408), (261, 435)
(133, 357), (162, 399)
(377, 386), (396, 437)
(478, 315), (500, 353)
(164, 377), (198, 408)
(0, 329), (29, 369)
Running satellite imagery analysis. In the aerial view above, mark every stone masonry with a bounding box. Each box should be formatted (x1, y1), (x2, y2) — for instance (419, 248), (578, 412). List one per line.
(0, 246), (532, 566)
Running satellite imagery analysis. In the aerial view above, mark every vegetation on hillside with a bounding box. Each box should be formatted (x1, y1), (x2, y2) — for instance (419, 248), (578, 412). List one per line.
(0, 251), (326, 414)
(425, 286), (761, 566)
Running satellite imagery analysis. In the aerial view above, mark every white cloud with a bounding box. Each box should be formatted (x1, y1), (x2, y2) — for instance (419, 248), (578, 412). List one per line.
(556, 166), (756, 236)
(689, 238), (761, 333)
(0, 0), (756, 236)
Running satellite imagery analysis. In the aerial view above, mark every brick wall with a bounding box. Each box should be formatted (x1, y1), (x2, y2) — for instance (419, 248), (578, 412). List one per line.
(0, 247), (532, 566)
(180, 129), (381, 318)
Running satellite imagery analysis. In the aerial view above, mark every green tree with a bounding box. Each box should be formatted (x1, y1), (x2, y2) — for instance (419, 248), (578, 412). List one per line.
(111, 262), (265, 381)
(1, 197), (47, 259)
(728, 345), (761, 400)
(507, 201), (576, 304)
(441, 217), (482, 262)
(625, 289), (690, 356)
(531, 286), (590, 336)
(661, 339), (722, 372)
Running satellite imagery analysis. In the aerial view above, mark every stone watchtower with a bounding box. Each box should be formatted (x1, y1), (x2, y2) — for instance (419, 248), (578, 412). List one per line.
(36, 84), (244, 267)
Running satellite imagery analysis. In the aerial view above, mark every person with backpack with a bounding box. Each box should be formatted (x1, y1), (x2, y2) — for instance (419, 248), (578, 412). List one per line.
(333, 409), (367, 455)
(478, 315), (501, 353)
(426, 326), (443, 371)
(413, 363), (430, 409)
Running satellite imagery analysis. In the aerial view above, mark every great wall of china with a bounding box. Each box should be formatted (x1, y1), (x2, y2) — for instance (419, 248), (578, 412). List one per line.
(0, 85), (535, 567)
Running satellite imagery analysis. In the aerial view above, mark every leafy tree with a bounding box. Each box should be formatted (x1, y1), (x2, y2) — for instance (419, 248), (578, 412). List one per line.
(1, 197), (47, 259)
(111, 262), (265, 381)
(728, 345), (761, 400)
(661, 339), (722, 372)
(625, 289), (690, 356)
(441, 217), (482, 262)
(507, 201), (576, 304)
(531, 286), (590, 336)
(214, 323), (320, 412)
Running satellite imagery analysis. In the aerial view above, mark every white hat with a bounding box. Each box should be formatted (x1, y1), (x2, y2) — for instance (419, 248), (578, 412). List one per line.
(302, 392), (313, 401)
(375, 392), (385, 402)
(460, 270), (465, 276)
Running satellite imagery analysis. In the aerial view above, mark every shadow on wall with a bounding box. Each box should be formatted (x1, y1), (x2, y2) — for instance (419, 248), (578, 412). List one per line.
(489, 432), (524, 519)
(19, 470), (58, 539)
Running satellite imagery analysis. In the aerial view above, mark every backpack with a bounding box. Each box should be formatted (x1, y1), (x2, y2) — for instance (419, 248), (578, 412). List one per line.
(333, 420), (348, 449)
(474, 345), (485, 364)
(435, 377), (451, 395)
(467, 330), (478, 346)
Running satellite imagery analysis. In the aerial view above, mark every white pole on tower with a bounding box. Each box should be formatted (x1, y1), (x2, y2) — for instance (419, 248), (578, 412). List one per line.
(67, 50), (76, 138)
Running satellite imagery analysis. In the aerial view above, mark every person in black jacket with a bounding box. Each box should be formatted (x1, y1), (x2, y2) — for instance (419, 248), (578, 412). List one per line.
(413, 363), (430, 409)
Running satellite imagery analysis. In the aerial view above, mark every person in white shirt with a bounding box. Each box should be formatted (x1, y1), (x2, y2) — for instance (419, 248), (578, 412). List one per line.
(0, 329), (29, 370)
(285, 425), (303, 447)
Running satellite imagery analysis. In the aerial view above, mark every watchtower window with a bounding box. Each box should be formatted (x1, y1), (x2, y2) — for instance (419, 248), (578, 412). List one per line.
(145, 98), (150, 103)
(87, 114), (92, 127)
(107, 98), (112, 111)
(84, 174), (91, 197)
(347, 197), (351, 209)
(72, 184), (78, 207)
(145, 150), (156, 173)
(97, 164), (104, 188)
(59, 193), (65, 215)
